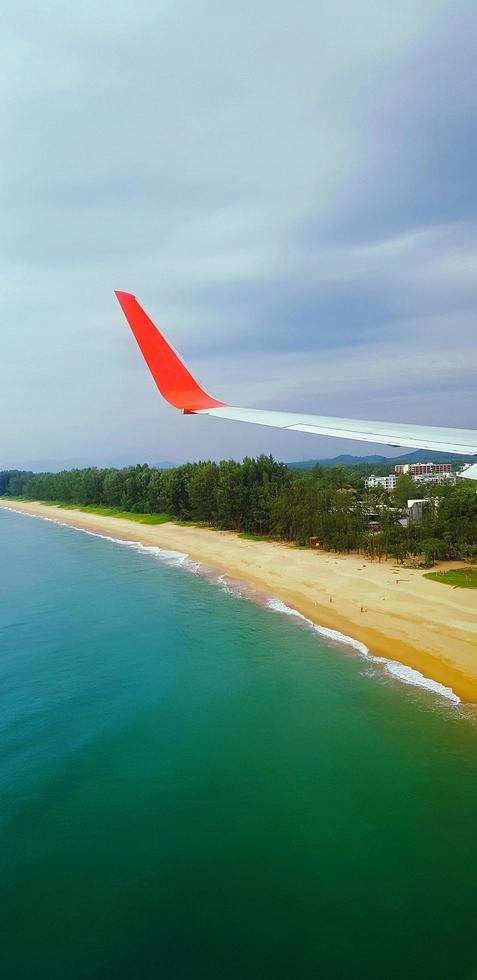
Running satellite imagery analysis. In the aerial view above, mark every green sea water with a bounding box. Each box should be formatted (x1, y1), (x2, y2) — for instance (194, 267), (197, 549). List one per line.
(1, 509), (477, 979)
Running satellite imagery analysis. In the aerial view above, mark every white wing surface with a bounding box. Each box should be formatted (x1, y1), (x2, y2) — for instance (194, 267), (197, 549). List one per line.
(115, 292), (477, 478)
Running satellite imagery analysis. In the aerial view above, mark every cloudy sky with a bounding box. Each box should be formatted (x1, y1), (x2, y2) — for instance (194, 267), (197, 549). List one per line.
(2, 0), (476, 466)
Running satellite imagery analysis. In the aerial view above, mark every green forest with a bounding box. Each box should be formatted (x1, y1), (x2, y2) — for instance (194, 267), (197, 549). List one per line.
(1, 458), (476, 565)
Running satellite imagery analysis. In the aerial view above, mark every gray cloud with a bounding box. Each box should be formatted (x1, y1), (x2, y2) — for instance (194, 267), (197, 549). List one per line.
(1, 0), (476, 464)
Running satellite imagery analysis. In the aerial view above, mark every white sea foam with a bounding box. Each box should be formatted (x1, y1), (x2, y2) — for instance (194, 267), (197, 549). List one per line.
(2, 506), (193, 570)
(77, 532), (193, 569)
(2, 505), (462, 705)
(268, 598), (372, 656)
(267, 597), (460, 704)
(370, 657), (460, 703)
(216, 573), (244, 598)
(267, 598), (307, 620)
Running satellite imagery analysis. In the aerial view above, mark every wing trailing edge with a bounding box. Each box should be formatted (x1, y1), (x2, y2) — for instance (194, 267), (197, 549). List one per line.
(115, 292), (477, 475)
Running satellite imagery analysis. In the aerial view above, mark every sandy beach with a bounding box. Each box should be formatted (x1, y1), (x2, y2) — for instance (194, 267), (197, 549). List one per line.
(2, 498), (476, 702)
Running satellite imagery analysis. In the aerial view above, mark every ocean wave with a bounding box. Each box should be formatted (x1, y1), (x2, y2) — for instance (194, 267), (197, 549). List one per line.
(267, 599), (369, 655)
(2, 507), (194, 570)
(267, 598), (460, 704)
(370, 657), (460, 703)
(3, 506), (462, 705)
(215, 573), (244, 598)
(75, 531), (194, 569)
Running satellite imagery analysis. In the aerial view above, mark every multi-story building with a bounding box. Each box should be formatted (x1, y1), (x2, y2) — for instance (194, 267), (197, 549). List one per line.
(365, 465), (457, 492)
(365, 474), (397, 491)
(395, 462), (452, 476)
(412, 472), (456, 485)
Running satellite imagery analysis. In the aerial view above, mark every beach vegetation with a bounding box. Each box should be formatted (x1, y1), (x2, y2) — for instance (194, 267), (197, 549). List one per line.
(2, 459), (476, 564)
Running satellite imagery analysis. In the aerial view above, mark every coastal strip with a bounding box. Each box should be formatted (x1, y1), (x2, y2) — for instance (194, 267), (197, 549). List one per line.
(1, 499), (476, 703)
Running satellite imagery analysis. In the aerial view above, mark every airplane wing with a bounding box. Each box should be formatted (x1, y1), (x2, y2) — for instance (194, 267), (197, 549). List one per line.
(115, 291), (477, 478)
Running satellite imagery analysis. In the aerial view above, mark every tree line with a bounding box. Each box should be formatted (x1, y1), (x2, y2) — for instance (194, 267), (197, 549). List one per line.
(1, 459), (476, 564)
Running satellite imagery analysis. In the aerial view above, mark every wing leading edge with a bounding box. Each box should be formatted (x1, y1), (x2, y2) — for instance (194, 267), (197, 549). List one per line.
(115, 292), (477, 477)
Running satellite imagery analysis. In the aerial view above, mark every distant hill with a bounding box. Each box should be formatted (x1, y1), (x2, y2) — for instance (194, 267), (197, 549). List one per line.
(2, 448), (475, 475)
(288, 450), (477, 470)
(0, 456), (177, 473)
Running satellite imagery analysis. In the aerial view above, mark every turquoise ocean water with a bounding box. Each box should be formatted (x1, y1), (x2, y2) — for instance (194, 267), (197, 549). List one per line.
(1, 508), (477, 979)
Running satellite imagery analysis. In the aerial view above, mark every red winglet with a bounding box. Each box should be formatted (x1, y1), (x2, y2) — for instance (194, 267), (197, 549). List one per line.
(115, 292), (226, 412)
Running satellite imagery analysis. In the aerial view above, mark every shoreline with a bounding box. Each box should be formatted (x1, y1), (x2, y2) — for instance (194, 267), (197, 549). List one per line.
(1, 499), (477, 703)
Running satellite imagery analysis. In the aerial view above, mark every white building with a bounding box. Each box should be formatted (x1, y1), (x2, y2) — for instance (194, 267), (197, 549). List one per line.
(412, 472), (456, 486)
(366, 470), (458, 491)
(365, 474), (397, 491)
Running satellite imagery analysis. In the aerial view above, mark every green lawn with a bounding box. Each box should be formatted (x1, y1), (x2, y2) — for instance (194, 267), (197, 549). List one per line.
(238, 532), (276, 542)
(4, 498), (171, 525)
(78, 506), (171, 524)
(424, 567), (477, 589)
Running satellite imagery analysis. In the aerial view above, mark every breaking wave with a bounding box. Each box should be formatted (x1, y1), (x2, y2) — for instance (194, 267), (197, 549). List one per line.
(266, 598), (460, 704)
(3, 506), (462, 705)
